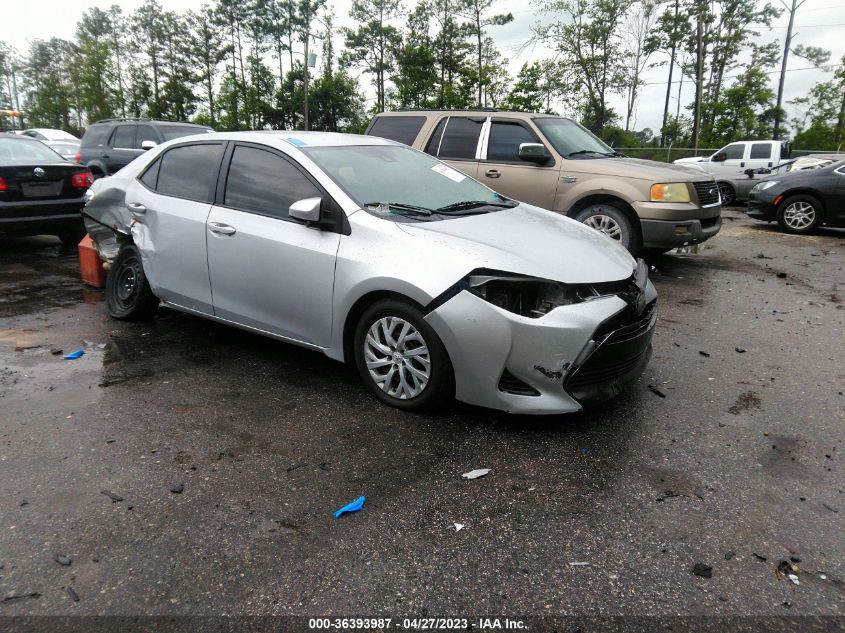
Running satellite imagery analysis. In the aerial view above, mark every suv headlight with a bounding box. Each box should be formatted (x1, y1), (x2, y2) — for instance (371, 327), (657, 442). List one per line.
(650, 183), (691, 203)
(751, 180), (779, 192)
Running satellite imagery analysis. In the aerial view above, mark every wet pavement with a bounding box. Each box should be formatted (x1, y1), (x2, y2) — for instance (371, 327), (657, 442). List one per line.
(0, 211), (843, 622)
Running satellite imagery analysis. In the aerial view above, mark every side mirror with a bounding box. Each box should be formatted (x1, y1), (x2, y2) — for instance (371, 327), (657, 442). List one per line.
(711, 152), (727, 162)
(141, 140), (158, 151)
(518, 143), (551, 164)
(289, 196), (322, 223)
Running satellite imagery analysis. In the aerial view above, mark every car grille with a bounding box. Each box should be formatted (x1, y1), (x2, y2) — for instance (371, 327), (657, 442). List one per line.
(565, 301), (657, 404)
(693, 181), (720, 206)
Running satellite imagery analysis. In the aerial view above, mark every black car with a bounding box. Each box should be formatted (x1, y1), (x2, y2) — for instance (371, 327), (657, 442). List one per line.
(747, 160), (845, 234)
(0, 135), (93, 245)
(79, 118), (213, 177)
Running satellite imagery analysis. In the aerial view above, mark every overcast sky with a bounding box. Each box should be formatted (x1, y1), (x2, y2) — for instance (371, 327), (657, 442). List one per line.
(2, 0), (844, 135)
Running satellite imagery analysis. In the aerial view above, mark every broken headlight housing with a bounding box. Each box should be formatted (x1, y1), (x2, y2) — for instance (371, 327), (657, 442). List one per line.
(468, 273), (602, 318)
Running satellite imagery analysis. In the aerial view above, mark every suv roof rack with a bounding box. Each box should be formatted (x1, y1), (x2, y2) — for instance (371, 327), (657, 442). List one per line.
(93, 117), (187, 124)
(393, 107), (498, 112)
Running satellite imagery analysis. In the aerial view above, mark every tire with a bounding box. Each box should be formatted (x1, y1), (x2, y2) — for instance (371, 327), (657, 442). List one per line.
(574, 203), (640, 253)
(717, 182), (735, 206)
(57, 225), (86, 249)
(105, 244), (159, 320)
(353, 298), (454, 411)
(777, 194), (823, 234)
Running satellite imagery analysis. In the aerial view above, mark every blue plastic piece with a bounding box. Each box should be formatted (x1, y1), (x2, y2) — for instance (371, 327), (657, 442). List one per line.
(333, 495), (366, 518)
(285, 137), (306, 147)
(63, 349), (85, 360)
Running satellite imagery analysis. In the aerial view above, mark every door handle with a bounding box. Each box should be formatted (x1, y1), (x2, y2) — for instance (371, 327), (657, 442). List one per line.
(103, 154), (110, 158)
(740, 162), (745, 167)
(485, 169), (500, 179)
(127, 202), (146, 214)
(208, 222), (236, 236)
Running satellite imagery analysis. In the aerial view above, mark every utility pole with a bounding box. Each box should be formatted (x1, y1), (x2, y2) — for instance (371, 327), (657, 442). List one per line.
(691, 15), (703, 152)
(773, 0), (806, 140)
(303, 31), (310, 131)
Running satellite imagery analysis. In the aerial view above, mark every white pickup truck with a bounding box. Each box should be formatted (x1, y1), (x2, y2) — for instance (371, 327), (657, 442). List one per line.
(674, 140), (791, 204)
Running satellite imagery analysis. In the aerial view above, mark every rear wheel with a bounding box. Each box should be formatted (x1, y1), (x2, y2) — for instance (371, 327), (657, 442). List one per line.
(105, 245), (158, 320)
(574, 204), (640, 253)
(777, 194), (823, 234)
(717, 182), (735, 206)
(353, 298), (453, 411)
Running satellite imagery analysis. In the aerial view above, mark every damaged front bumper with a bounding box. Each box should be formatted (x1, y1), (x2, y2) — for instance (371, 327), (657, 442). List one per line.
(424, 276), (657, 415)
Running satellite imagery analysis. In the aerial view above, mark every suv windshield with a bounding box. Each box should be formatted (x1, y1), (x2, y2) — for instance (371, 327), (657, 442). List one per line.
(303, 144), (516, 221)
(160, 126), (213, 141)
(534, 118), (617, 159)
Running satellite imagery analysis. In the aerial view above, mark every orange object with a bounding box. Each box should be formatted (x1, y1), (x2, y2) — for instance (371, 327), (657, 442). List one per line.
(78, 234), (107, 288)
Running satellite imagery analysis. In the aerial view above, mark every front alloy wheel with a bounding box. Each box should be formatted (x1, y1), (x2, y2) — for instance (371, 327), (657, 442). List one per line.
(353, 298), (453, 411)
(582, 214), (622, 240)
(574, 204), (639, 252)
(777, 195), (822, 234)
(365, 317), (431, 399)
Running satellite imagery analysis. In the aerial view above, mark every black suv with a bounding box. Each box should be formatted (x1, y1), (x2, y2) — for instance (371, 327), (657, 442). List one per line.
(78, 118), (213, 177)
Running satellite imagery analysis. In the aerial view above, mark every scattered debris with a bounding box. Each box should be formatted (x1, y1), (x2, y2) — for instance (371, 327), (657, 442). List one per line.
(53, 554), (71, 567)
(50, 349), (63, 356)
(169, 483), (184, 494)
(822, 503), (839, 513)
(454, 523), (464, 532)
(462, 468), (491, 480)
(19, 500), (29, 507)
(66, 587), (80, 602)
(778, 560), (800, 585)
(729, 391), (762, 415)
(333, 495), (366, 518)
(725, 551), (735, 560)
(579, 448), (589, 456)
(699, 351), (710, 357)
(569, 562), (591, 567)
(753, 553), (767, 562)
(648, 384), (666, 398)
(100, 490), (123, 503)
(3, 592), (40, 603)
(776, 272), (787, 279)
(692, 563), (713, 578)
(735, 347), (747, 354)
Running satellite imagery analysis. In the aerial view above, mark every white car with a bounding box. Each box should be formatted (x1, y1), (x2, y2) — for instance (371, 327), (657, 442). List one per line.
(83, 131), (657, 415)
(18, 128), (80, 161)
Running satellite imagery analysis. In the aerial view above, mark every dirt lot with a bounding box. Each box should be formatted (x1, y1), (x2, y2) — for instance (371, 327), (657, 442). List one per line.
(0, 210), (843, 628)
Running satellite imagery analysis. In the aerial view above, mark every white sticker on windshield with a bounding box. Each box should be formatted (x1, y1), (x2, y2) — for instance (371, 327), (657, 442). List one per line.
(431, 163), (466, 183)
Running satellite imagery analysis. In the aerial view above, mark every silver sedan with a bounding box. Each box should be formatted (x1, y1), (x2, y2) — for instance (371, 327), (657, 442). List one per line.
(84, 132), (657, 414)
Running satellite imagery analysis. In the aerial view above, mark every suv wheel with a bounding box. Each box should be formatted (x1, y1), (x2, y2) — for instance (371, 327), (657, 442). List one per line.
(777, 195), (823, 234)
(105, 245), (159, 320)
(353, 298), (453, 411)
(574, 204), (639, 252)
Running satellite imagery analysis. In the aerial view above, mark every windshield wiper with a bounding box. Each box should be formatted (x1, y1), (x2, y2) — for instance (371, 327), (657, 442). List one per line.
(436, 199), (518, 214)
(364, 201), (434, 217)
(566, 149), (607, 158)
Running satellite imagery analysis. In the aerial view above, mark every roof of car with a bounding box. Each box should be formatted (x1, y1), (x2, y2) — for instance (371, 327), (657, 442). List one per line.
(200, 130), (395, 148)
(375, 109), (565, 120)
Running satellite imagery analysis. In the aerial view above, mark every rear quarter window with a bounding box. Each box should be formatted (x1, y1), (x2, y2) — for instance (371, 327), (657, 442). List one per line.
(366, 116), (426, 146)
(81, 125), (111, 149)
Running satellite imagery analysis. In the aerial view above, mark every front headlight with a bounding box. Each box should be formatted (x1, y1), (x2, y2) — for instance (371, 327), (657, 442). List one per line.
(650, 182), (691, 203)
(751, 180), (779, 192)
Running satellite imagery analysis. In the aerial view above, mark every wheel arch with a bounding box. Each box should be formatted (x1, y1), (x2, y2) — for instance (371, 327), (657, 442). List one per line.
(567, 194), (643, 246)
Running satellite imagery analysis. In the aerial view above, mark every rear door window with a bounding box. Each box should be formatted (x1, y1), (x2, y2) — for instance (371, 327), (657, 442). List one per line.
(436, 117), (483, 160)
(367, 116), (426, 146)
(749, 143), (770, 160)
(154, 143), (222, 202)
(223, 145), (321, 220)
(486, 121), (540, 162)
(111, 125), (136, 149)
(136, 125), (159, 149)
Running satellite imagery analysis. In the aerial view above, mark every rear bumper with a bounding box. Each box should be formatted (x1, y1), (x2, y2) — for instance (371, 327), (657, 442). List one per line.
(0, 199), (85, 235)
(639, 215), (721, 249)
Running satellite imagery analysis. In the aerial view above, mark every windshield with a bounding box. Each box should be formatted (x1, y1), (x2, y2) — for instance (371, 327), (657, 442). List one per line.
(534, 118), (616, 158)
(0, 138), (65, 163)
(160, 126), (214, 141)
(303, 144), (515, 221)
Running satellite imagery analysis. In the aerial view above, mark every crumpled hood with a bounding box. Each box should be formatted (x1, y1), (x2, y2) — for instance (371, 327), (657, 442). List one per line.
(564, 156), (710, 180)
(400, 204), (636, 284)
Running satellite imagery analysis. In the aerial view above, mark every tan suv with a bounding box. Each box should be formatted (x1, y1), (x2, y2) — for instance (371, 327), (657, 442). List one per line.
(365, 110), (722, 253)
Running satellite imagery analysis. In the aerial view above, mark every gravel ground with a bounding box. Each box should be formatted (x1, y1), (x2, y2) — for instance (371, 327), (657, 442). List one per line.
(0, 210), (843, 629)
